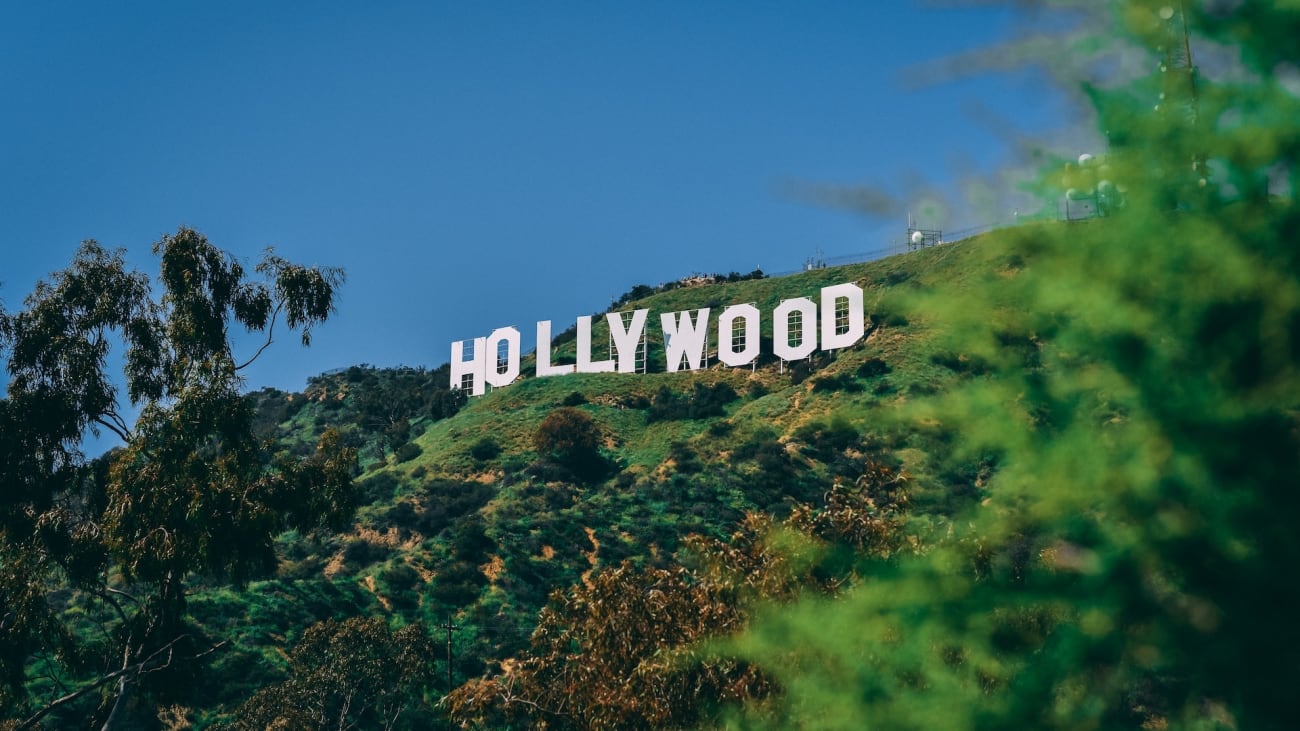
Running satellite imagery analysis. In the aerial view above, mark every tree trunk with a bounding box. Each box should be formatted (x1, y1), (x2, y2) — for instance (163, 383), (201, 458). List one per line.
(100, 674), (133, 731)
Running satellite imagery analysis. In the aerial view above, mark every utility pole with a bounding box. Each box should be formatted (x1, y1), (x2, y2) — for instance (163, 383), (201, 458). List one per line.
(439, 617), (459, 728)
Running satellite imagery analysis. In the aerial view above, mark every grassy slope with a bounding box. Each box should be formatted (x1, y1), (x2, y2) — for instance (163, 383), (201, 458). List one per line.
(407, 228), (1003, 478)
(191, 225), (1035, 721)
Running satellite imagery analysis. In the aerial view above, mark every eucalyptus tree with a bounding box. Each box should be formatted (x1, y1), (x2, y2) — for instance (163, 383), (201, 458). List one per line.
(216, 617), (438, 731)
(0, 228), (355, 728)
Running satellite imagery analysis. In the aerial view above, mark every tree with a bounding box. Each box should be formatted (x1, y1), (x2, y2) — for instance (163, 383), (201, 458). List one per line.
(447, 463), (910, 729)
(729, 2), (1300, 728)
(0, 228), (355, 728)
(215, 617), (437, 730)
(533, 406), (606, 480)
(346, 365), (463, 453)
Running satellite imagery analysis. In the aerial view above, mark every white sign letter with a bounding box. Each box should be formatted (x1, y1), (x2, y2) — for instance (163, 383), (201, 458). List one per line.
(535, 320), (575, 377)
(576, 315), (616, 373)
(660, 308), (711, 372)
(717, 303), (760, 367)
(484, 326), (521, 388)
(450, 337), (488, 396)
(773, 298), (817, 361)
(820, 282), (865, 350)
(607, 309), (649, 373)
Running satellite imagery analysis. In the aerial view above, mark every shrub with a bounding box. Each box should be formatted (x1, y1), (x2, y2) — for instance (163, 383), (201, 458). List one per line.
(929, 351), (991, 376)
(393, 442), (422, 463)
(429, 388), (464, 421)
(646, 382), (738, 422)
(451, 515), (495, 563)
(646, 385), (687, 422)
(341, 538), (389, 568)
(430, 561), (488, 607)
(809, 373), (864, 393)
(378, 561), (421, 594)
(469, 437), (502, 461)
(857, 358), (891, 378)
(534, 407), (602, 469)
(668, 440), (702, 474)
(356, 472), (400, 505)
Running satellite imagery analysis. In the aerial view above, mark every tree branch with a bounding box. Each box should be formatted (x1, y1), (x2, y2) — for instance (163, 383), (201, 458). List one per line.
(190, 639), (228, 661)
(16, 635), (190, 731)
(105, 586), (140, 605)
(104, 408), (132, 439)
(90, 587), (131, 630)
(33, 653), (70, 696)
(478, 675), (573, 723)
(93, 416), (131, 444)
(236, 301), (282, 371)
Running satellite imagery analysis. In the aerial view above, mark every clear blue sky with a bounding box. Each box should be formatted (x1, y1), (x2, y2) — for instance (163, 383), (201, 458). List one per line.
(1, 1), (1085, 393)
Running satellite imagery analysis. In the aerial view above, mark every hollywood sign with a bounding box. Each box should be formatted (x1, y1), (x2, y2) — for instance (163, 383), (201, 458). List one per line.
(450, 282), (866, 396)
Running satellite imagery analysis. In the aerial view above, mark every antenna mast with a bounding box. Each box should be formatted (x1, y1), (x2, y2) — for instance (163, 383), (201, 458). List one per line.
(1156, 2), (1207, 183)
(1157, 2), (1198, 124)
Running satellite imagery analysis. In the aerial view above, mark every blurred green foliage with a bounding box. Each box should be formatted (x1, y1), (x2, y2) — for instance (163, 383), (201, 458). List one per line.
(730, 2), (1300, 728)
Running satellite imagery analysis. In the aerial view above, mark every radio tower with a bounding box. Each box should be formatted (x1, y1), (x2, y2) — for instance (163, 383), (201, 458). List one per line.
(1153, 2), (1208, 188)
(1156, 3), (1198, 125)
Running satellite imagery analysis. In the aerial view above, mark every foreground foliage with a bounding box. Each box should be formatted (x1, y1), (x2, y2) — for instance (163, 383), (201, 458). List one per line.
(0, 229), (353, 728)
(726, 2), (1300, 728)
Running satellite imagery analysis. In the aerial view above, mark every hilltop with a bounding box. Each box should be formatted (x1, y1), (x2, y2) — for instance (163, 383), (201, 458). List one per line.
(178, 225), (1027, 722)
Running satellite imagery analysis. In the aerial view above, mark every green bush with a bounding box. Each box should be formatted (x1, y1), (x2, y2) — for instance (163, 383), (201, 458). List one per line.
(646, 382), (738, 422)
(393, 442), (422, 463)
(533, 407), (609, 481)
(468, 437), (501, 462)
(379, 561), (420, 592)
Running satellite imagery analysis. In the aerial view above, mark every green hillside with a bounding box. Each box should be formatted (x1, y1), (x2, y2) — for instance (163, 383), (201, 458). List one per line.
(169, 227), (1026, 725)
(9, 208), (1298, 729)
(8, 4), (1299, 725)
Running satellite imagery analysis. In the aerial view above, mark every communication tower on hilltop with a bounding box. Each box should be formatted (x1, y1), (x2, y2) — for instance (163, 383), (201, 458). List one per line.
(1062, 3), (1204, 221)
(905, 213), (942, 252)
(1155, 2), (1199, 127)
(1156, 1), (1209, 191)
(804, 247), (827, 271)
(1061, 152), (1115, 221)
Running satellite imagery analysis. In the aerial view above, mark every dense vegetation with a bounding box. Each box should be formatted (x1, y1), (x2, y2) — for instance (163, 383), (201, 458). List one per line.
(3, 1), (1297, 728)
(0, 230), (354, 728)
(0, 215), (1005, 728)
